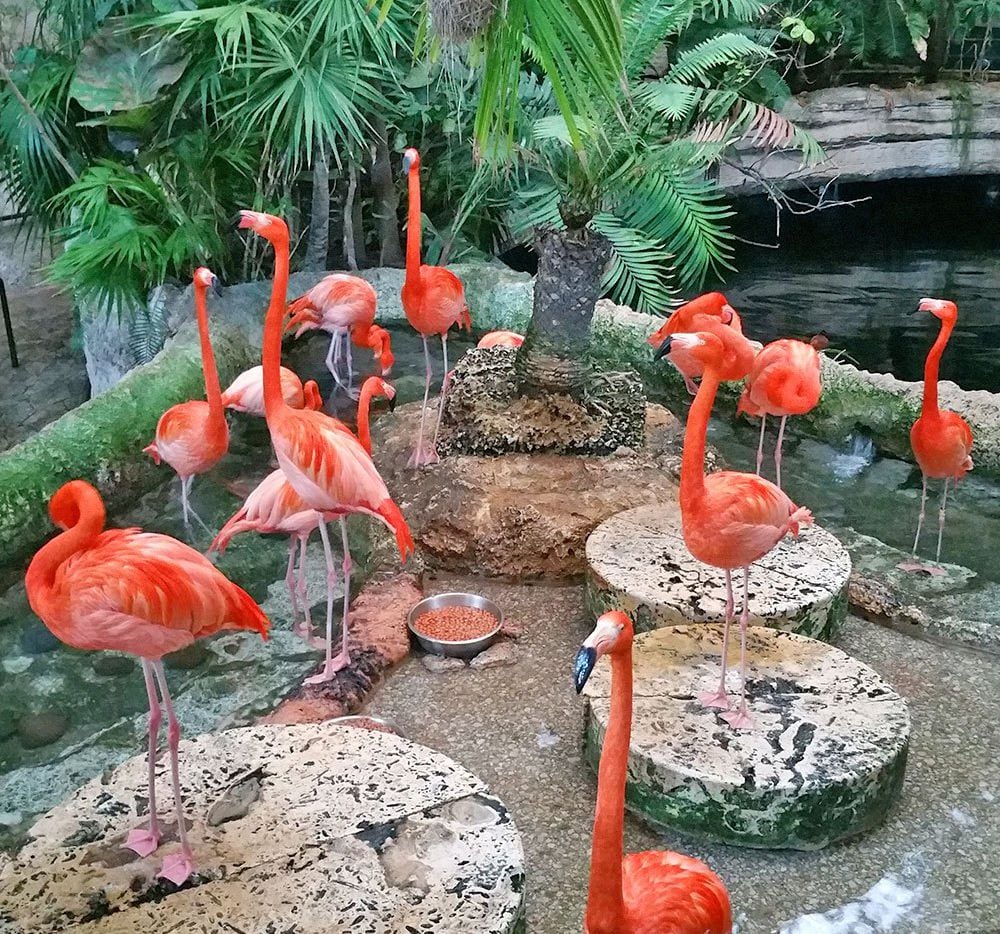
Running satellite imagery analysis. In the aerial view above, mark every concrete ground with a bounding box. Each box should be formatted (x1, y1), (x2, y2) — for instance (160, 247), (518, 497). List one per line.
(366, 571), (999, 934)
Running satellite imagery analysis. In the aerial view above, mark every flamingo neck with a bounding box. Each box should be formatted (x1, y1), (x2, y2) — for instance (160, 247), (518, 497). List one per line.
(921, 317), (953, 420)
(405, 166), (422, 290)
(357, 384), (375, 455)
(679, 366), (720, 508)
(194, 282), (223, 419)
(262, 237), (292, 422)
(26, 493), (105, 609)
(585, 648), (632, 931)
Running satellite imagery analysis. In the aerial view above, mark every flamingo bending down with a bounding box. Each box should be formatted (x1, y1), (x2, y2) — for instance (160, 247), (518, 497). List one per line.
(210, 376), (397, 641)
(737, 334), (826, 491)
(657, 332), (812, 728)
(285, 274), (388, 400)
(905, 298), (973, 567)
(144, 268), (229, 533)
(477, 330), (524, 349)
(574, 611), (732, 934)
(238, 210), (413, 683)
(221, 365), (322, 415)
(25, 480), (268, 884)
(401, 147), (470, 467)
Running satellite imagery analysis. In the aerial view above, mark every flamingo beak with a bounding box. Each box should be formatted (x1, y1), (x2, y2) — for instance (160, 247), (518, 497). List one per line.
(211, 276), (223, 298)
(234, 211), (255, 230)
(653, 335), (674, 360)
(388, 393), (397, 413)
(402, 151), (415, 173)
(574, 646), (597, 694)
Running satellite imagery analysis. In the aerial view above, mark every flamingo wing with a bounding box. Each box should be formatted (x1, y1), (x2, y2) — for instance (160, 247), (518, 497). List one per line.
(410, 265), (467, 334)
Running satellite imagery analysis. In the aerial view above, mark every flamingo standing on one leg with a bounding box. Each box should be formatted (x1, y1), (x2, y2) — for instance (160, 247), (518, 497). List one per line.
(144, 267), (229, 533)
(574, 611), (732, 934)
(902, 298), (973, 569)
(25, 480), (268, 884)
(285, 274), (384, 401)
(401, 147), (470, 468)
(221, 365), (323, 415)
(656, 332), (812, 728)
(210, 376), (397, 641)
(237, 210), (413, 683)
(477, 330), (524, 349)
(736, 333), (827, 490)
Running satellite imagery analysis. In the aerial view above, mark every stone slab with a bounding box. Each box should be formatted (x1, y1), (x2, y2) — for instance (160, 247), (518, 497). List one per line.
(582, 625), (910, 850)
(0, 723), (525, 933)
(587, 502), (851, 640)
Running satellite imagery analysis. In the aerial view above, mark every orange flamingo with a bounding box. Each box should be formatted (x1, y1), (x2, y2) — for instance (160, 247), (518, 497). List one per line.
(221, 364), (323, 415)
(237, 210), (413, 683)
(25, 480), (268, 884)
(401, 147), (470, 467)
(144, 267), (229, 532)
(477, 330), (524, 349)
(285, 274), (389, 400)
(736, 334), (827, 490)
(904, 298), (973, 567)
(656, 332), (812, 728)
(210, 376), (397, 642)
(574, 610), (732, 934)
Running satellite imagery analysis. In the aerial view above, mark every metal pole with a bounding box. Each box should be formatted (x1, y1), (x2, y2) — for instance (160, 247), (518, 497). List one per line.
(0, 278), (18, 368)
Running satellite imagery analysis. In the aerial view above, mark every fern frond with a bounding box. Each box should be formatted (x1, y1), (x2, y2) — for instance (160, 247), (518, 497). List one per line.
(666, 33), (771, 85)
(590, 212), (676, 312)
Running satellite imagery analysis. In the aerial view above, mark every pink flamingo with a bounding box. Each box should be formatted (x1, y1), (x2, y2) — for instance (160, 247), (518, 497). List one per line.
(26, 480), (268, 884)
(477, 330), (524, 349)
(237, 210), (413, 683)
(221, 365), (323, 415)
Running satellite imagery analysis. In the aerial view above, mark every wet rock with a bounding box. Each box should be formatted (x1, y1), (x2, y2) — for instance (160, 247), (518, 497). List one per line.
(206, 771), (262, 827)
(259, 697), (347, 724)
(163, 642), (209, 670)
(421, 654), (467, 674)
(91, 655), (135, 677)
(469, 641), (517, 670)
(20, 623), (60, 655)
(349, 574), (421, 666)
(18, 711), (69, 750)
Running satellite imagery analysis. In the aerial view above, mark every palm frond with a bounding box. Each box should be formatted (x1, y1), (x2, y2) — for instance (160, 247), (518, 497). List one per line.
(590, 212), (676, 312)
(666, 33), (771, 85)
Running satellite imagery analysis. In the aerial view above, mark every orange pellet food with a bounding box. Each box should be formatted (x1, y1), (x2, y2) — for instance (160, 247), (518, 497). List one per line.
(413, 606), (498, 642)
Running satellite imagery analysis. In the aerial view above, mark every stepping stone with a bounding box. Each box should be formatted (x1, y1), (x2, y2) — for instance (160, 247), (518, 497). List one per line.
(0, 724), (526, 933)
(587, 502), (851, 640)
(581, 625), (910, 850)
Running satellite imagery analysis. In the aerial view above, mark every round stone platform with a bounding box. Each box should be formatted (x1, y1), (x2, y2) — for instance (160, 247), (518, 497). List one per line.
(581, 625), (910, 849)
(587, 502), (851, 639)
(0, 724), (526, 933)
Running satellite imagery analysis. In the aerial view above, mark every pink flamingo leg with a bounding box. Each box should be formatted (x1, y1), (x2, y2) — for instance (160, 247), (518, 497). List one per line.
(774, 415), (787, 491)
(936, 477), (950, 564)
(151, 662), (194, 884)
(285, 537), (301, 621)
(431, 333), (450, 453)
(699, 569), (734, 709)
(293, 534), (317, 642)
(345, 335), (360, 401)
(755, 414), (766, 477)
(124, 660), (162, 857)
(304, 518), (348, 683)
(898, 474), (946, 574)
(180, 477), (211, 537)
(722, 568), (757, 730)
(408, 336), (439, 468)
(913, 473), (928, 556)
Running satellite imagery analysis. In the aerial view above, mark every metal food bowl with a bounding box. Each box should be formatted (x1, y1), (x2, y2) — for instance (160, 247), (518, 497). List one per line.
(407, 592), (503, 660)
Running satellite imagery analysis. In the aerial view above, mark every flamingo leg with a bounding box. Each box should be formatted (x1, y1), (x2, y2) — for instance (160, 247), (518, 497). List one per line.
(935, 477), (950, 564)
(345, 335), (360, 401)
(755, 414), (766, 476)
(294, 534), (315, 642)
(698, 569), (734, 710)
(305, 519), (348, 683)
(179, 477), (212, 537)
(408, 336), (438, 468)
(912, 474), (928, 556)
(431, 333), (450, 453)
(722, 568), (757, 730)
(774, 415), (787, 491)
(326, 330), (351, 401)
(150, 662), (193, 885)
(336, 517), (352, 665)
(124, 660), (162, 857)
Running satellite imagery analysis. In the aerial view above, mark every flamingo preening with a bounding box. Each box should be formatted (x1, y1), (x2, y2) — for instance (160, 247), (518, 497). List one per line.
(905, 298), (973, 567)
(237, 210), (413, 683)
(737, 334), (826, 491)
(210, 376), (397, 643)
(25, 480), (269, 884)
(657, 332), (812, 729)
(221, 365), (323, 415)
(401, 147), (470, 467)
(574, 611), (732, 934)
(144, 267), (229, 533)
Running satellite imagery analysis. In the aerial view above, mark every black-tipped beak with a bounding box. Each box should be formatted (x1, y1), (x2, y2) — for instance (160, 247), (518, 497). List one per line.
(574, 646), (597, 694)
(402, 153), (414, 173)
(910, 307), (924, 316)
(230, 212), (244, 228)
(212, 277), (223, 298)
(388, 394), (397, 413)
(653, 335), (674, 361)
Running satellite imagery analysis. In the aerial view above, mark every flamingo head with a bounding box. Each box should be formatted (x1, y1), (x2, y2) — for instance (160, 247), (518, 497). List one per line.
(402, 147), (420, 173)
(365, 375), (396, 412)
(686, 291), (734, 322)
(810, 330), (830, 351)
(194, 266), (223, 298)
(369, 325), (395, 375)
(303, 380), (323, 410)
(653, 330), (725, 367)
(574, 611), (633, 693)
(285, 306), (320, 337)
(236, 210), (289, 245)
(49, 480), (102, 531)
(915, 297), (958, 323)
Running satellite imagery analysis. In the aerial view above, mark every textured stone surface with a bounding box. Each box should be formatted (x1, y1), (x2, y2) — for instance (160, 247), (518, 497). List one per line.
(587, 502), (851, 640)
(0, 723), (526, 933)
(582, 625), (910, 849)
(469, 641), (518, 670)
(372, 403), (687, 579)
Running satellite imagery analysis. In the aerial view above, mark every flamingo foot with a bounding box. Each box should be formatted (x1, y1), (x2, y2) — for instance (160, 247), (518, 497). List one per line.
(346, 386), (361, 401)
(698, 688), (731, 710)
(896, 560), (947, 577)
(304, 652), (350, 685)
(292, 619), (313, 640)
(158, 851), (194, 885)
(124, 827), (160, 857)
(720, 705), (757, 730)
(407, 442), (439, 468)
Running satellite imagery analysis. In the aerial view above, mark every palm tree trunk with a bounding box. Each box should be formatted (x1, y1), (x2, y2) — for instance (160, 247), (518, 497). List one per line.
(305, 143), (330, 271)
(516, 226), (610, 395)
(372, 118), (404, 267)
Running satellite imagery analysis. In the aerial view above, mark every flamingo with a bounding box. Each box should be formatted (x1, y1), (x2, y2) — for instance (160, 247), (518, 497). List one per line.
(221, 365), (322, 415)
(903, 298), (973, 568)
(477, 330), (524, 349)
(285, 274), (389, 401)
(736, 333), (827, 490)
(209, 376), (397, 642)
(237, 210), (414, 683)
(656, 332), (812, 728)
(144, 267), (229, 533)
(574, 611), (732, 934)
(401, 147), (471, 467)
(25, 480), (268, 884)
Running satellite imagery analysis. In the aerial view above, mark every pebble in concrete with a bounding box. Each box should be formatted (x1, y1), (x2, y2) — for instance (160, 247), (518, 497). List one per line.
(581, 625), (910, 850)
